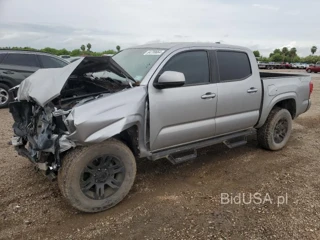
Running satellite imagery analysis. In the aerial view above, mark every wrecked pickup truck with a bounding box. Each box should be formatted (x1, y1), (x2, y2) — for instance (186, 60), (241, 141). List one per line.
(9, 43), (312, 212)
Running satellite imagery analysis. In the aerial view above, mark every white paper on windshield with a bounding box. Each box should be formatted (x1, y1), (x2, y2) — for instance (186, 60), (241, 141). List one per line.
(143, 50), (165, 56)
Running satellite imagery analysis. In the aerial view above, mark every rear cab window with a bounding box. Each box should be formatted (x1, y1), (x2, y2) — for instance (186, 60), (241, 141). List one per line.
(2, 53), (39, 67)
(217, 51), (252, 82)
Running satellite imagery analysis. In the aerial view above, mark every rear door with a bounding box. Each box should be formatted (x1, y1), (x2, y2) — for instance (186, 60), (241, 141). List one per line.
(0, 53), (40, 82)
(148, 50), (218, 151)
(214, 50), (262, 136)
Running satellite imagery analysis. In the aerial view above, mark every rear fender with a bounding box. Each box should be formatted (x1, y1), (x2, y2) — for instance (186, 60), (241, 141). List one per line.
(256, 92), (297, 128)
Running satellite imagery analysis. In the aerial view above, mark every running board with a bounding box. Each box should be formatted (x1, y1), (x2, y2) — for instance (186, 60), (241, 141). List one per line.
(167, 149), (197, 164)
(223, 137), (247, 149)
(150, 129), (256, 161)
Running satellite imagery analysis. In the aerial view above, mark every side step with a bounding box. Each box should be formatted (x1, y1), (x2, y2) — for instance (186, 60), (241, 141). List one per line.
(167, 149), (197, 164)
(150, 129), (256, 161)
(223, 136), (247, 149)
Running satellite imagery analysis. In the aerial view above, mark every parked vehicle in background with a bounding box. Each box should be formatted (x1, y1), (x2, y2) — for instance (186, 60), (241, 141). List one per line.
(306, 63), (320, 73)
(302, 63), (310, 69)
(258, 62), (281, 70)
(67, 57), (81, 63)
(0, 50), (69, 108)
(295, 63), (305, 69)
(291, 63), (298, 69)
(280, 62), (292, 69)
(9, 42), (312, 213)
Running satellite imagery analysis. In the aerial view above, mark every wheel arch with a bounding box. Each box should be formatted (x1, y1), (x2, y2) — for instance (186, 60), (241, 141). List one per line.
(256, 93), (297, 128)
(0, 76), (15, 88)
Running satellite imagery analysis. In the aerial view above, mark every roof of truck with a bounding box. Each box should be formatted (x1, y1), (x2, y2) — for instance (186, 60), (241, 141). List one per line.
(128, 42), (250, 51)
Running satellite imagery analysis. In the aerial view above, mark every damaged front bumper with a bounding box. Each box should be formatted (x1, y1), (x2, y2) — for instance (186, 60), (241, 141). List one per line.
(9, 101), (76, 179)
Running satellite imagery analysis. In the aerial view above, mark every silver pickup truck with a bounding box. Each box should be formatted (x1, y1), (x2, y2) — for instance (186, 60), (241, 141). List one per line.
(9, 43), (312, 212)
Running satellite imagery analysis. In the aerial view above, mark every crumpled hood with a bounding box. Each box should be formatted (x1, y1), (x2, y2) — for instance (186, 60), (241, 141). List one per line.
(17, 56), (134, 107)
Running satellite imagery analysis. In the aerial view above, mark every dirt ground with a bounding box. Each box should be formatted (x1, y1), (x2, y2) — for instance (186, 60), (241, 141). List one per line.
(0, 70), (319, 240)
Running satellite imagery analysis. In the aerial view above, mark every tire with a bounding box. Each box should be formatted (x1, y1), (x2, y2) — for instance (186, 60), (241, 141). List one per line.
(307, 69), (312, 73)
(257, 108), (292, 151)
(58, 138), (137, 213)
(0, 83), (12, 108)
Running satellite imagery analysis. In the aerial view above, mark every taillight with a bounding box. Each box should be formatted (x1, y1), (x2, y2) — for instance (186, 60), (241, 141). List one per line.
(309, 81), (313, 96)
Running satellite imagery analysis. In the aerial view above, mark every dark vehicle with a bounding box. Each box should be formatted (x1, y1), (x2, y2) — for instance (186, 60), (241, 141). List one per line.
(280, 62), (292, 69)
(306, 63), (320, 73)
(0, 50), (69, 108)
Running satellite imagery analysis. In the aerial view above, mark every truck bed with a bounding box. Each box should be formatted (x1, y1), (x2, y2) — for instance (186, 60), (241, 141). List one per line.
(256, 72), (311, 128)
(260, 71), (308, 79)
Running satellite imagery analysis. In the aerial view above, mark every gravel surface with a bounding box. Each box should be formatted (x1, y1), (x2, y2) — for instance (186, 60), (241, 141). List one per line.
(0, 71), (319, 240)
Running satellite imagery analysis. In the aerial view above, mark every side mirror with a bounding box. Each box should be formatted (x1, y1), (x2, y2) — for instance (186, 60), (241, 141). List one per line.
(153, 71), (185, 89)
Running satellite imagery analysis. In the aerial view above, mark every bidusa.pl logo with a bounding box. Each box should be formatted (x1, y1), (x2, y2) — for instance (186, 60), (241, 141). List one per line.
(221, 192), (288, 207)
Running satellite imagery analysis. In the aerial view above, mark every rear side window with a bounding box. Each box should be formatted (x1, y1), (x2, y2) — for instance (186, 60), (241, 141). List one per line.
(161, 51), (210, 85)
(2, 53), (39, 67)
(38, 55), (68, 68)
(217, 51), (252, 81)
(0, 53), (6, 63)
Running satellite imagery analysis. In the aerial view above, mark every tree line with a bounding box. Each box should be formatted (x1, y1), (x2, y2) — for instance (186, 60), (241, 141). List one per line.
(253, 46), (319, 63)
(0, 43), (122, 57)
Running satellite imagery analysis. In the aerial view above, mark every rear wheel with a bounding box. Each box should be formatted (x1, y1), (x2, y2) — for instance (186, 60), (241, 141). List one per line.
(58, 138), (136, 213)
(0, 83), (12, 108)
(307, 69), (312, 73)
(257, 108), (292, 151)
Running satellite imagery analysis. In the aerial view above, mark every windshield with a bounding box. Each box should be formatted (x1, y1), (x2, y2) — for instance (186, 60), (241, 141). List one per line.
(94, 48), (165, 82)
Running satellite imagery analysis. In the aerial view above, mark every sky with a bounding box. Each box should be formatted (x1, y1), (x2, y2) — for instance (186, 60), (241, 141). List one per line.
(0, 0), (319, 57)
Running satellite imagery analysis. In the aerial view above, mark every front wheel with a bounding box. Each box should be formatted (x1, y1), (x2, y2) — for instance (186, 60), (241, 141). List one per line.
(307, 69), (312, 73)
(58, 139), (136, 213)
(257, 108), (292, 151)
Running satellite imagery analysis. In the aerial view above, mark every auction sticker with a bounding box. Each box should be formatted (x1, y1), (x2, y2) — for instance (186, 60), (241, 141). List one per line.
(144, 50), (165, 56)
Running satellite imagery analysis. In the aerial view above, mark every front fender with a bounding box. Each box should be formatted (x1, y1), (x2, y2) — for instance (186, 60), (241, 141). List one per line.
(67, 86), (147, 145)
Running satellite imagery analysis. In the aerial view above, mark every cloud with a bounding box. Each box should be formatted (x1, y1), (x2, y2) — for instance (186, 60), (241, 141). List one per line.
(252, 4), (279, 11)
(0, 0), (319, 56)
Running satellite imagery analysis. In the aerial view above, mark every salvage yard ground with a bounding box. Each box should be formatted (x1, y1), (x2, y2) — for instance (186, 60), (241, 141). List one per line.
(0, 70), (319, 240)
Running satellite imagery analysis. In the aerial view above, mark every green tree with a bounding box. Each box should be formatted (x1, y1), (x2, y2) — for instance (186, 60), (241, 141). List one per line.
(57, 48), (70, 56)
(80, 45), (86, 52)
(70, 49), (82, 56)
(253, 50), (260, 58)
(273, 49), (281, 55)
(87, 43), (92, 52)
(271, 53), (283, 62)
(311, 46), (317, 55)
(102, 50), (117, 55)
(116, 45), (121, 52)
(41, 47), (58, 55)
(282, 47), (289, 56)
(289, 48), (297, 62)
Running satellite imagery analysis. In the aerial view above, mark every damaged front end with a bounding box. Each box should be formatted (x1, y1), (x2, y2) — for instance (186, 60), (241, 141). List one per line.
(9, 56), (139, 180)
(10, 101), (75, 179)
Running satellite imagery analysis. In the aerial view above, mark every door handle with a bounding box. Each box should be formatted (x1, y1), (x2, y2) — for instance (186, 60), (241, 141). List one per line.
(201, 92), (216, 99)
(3, 70), (14, 74)
(247, 87), (258, 93)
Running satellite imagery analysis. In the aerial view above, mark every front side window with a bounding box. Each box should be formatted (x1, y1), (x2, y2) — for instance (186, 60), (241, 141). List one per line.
(217, 51), (252, 82)
(38, 55), (68, 68)
(161, 51), (210, 85)
(2, 53), (39, 67)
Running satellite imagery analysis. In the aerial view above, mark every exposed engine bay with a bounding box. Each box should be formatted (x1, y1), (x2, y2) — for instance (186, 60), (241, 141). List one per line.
(9, 56), (140, 180)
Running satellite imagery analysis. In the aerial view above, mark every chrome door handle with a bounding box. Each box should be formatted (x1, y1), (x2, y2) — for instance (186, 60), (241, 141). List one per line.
(247, 88), (258, 93)
(201, 92), (216, 99)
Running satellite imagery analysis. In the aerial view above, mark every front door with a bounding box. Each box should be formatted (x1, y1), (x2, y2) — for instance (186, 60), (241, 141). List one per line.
(148, 50), (218, 151)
